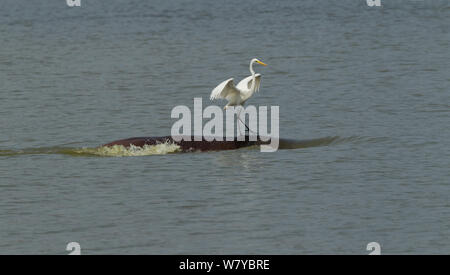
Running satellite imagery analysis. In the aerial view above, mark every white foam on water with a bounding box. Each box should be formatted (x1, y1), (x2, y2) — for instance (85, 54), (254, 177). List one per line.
(75, 143), (182, 157)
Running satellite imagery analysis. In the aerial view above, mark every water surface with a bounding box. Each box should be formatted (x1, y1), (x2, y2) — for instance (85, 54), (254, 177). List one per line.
(0, 0), (449, 254)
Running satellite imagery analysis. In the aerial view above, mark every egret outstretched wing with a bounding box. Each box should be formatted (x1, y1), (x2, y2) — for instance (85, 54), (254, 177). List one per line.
(236, 73), (261, 95)
(210, 78), (240, 101)
(208, 58), (266, 134)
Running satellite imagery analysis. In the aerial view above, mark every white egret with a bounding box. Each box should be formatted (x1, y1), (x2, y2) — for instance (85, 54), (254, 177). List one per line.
(210, 58), (267, 133)
(210, 58), (267, 108)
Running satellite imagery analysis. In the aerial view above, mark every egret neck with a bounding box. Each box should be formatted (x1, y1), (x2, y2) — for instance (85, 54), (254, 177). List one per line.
(249, 59), (257, 93)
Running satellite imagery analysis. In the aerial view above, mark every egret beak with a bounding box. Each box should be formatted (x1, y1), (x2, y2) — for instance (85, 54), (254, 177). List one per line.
(256, 60), (267, 66)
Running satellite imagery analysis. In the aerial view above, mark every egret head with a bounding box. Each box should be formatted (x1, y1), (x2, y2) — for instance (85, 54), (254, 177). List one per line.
(251, 58), (267, 66)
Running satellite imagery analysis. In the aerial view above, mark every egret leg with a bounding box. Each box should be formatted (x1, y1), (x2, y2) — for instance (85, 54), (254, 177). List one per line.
(237, 107), (243, 137)
(239, 117), (257, 135)
(236, 107), (256, 136)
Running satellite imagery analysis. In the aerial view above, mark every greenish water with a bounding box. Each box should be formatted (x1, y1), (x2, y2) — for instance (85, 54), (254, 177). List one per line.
(0, 0), (449, 254)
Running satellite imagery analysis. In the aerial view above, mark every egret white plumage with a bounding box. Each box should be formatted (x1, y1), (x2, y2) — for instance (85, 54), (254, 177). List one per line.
(210, 58), (267, 133)
(210, 58), (267, 108)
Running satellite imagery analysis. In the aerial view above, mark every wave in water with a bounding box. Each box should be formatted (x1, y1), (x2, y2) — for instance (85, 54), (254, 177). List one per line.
(0, 143), (181, 157)
(0, 136), (373, 157)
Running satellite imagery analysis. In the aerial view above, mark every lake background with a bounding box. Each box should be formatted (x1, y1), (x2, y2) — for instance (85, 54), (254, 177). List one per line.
(0, 0), (449, 254)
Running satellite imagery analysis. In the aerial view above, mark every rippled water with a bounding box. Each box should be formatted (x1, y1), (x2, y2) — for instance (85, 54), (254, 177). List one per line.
(0, 0), (449, 254)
